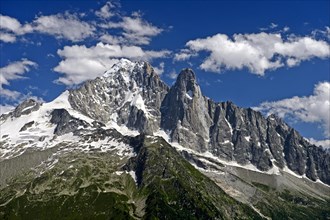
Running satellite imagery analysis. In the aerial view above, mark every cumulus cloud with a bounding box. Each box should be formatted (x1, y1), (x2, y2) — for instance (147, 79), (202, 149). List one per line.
(177, 31), (330, 75)
(54, 42), (170, 85)
(0, 1), (170, 85)
(95, 1), (116, 19)
(0, 14), (22, 32)
(108, 16), (162, 37)
(0, 59), (37, 100)
(100, 15), (163, 45)
(0, 13), (94, 42)
(153, 62), (165, 75)
(255, 82), (330, 138)
(0, 32), (16, 42)
(0, 14), (31, 42)
(31, 13), (95, 41)
(1, 2), (164, 46)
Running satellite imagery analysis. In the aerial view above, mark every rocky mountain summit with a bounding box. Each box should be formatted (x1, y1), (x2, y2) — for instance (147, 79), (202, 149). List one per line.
(68, 59), (168, 134)
(65, 59), (329, 184)
(0, 59), (329, 219)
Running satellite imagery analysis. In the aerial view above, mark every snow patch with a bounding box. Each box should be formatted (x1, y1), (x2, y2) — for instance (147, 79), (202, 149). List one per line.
(115, 171), (124, 175)
(106, 121), (139, 137)
(20, 104), (37, 113)
(103, 58), (136, 78)
(224, 118), (233, 135)
(220, 140), (233, 145)
(0, 90), (96, 160)
(127, 170), (137, 185)
(185, 90), (193, 100)
(244, 136), (251, 142)
(154, 129), (281, 176)
(131, 94), (147, 113)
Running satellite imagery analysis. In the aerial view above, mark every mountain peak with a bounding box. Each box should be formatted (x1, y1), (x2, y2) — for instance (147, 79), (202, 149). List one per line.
(103, 58), (143, 78)
(174, 68), (199, 98)
(177, 68), (196, 83)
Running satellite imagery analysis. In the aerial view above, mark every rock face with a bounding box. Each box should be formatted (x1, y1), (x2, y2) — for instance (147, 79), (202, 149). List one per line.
(68, 59), (169, 134)
(161, 69), (212, 151)
(13, 99), (41, 118)
(50, 109), (88, 135)
(66, 60), (330, 185)
(0, 99), (41, 122)
(158, 68), (329, 184)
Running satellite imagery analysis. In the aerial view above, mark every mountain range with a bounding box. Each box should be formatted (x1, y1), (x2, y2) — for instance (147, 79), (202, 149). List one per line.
(0, 59), (329, 219)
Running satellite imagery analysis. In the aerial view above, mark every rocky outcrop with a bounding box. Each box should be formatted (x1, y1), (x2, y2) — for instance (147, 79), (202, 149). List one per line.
(19, 121), (35, 132)
(161, 69), (212, 151)
(13, 99), (41, 118)
(0, 99), (41, 122)
(68, 59), (169, 134)
(158, 68), (329, 184)
(50, 109), (88, 135)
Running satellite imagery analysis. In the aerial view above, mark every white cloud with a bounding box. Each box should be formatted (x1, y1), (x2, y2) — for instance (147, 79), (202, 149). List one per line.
(0, 13), (95, 42)
(99, 34), (126, 44)
(167, 70), (178, 79)
(0, 59), (37, 99)
(0, 14), (22, 32)
(54, 42), (170, 85)
(112, 16), (162, 37)
(255, 82), (330, 138)
(0, 14), (28, 43)
(178, 32), (330, 75)
(101, 15), (163, 45)
(174, 49), (198, 61)
(95, 1), (116, 19)
(153, 62), (165, 75)
(31, 13), (95, 42)
(308, 138), (330, 149)
(0, 32), (16, 42)
(312, 26), (330, 40)
(1, 3), (164, 45)
(283, 26), (290, 32)
(144, 50), (171, 60)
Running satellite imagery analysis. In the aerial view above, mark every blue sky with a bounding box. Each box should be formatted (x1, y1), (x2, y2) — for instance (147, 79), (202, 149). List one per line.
(0, 0), (329, 146)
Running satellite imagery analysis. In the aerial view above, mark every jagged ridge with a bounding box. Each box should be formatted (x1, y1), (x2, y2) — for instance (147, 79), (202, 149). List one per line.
(1, 59), (329, 185)
(66, 61), (329, 184)
(1, 58), (330, 219)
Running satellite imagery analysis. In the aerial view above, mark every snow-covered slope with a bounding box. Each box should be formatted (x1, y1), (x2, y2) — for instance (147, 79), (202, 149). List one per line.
(0, 90), (136, 161)
(0, 59), (162, 160)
